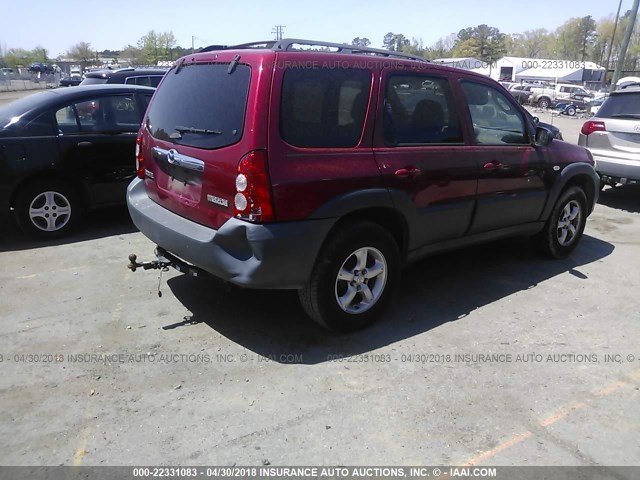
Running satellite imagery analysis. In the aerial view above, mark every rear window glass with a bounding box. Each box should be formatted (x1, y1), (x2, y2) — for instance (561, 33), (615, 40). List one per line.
(280, 68), (371, 148)
(146, 63), (250, 149)
(596, 92), (640, 119)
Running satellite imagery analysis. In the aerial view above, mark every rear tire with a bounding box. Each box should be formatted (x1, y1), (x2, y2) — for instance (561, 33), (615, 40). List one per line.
(15, 179), (83, 239)
(298, 221), (400, 332)
(534, 186), (587, 258)
(537, 97), (550, 109)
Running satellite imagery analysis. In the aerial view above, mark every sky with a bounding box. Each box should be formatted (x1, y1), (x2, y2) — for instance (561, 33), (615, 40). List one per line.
(1, 0), (633, 58)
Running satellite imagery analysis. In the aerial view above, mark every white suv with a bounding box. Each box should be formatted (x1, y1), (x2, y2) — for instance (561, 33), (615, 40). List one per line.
(578, 87), (640, 187)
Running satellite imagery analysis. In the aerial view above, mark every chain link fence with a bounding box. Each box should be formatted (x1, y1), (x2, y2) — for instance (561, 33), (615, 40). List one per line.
(0, 70), (61, 91)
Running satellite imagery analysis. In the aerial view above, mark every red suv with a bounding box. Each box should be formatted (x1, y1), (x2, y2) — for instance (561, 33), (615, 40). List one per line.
(127, 39), (599, 331)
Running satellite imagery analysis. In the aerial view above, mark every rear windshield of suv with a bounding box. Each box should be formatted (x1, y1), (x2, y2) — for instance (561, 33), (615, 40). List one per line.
(596, 92), (640, 119)
(146, 63), (251, 149)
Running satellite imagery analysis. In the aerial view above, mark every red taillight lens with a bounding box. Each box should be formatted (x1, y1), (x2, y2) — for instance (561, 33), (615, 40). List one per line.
(135, 132), (145, 179)
(233, 150), (274, 222)
(581, 121), (606, 136)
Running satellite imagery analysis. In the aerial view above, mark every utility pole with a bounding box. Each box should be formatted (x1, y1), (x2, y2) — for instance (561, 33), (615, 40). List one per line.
(271, 25), (286, 41)
(191, 36), (195, 54)
(603, 0), (623, 88)
(611, 0), (640, 92)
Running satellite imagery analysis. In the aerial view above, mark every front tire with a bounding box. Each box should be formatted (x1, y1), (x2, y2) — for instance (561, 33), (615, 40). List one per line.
(534, 186), (587, 258)
(15, 180), (83, 239)
(298, 221), (400, 332)
(537, 97), (550, 109)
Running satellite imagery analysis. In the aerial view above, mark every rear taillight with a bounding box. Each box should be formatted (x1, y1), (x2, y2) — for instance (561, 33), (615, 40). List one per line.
(135, 131), (145, 179)
(233, 150), (274, 222)
(581, 121), (606, 136)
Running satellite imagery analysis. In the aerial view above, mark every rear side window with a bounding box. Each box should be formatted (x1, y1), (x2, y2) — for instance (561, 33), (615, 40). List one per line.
(596, 93), (640, 119)
(125, 76), (163, 87)
(80, 77), (108, 85)
(147, 63), (250, 149)
(384, 75), (463, 145)
(280, 68), (371, 148)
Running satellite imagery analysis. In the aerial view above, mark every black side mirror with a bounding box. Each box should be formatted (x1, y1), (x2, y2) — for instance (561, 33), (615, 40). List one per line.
(532, 116), (540, 124)
(535, 126), (553, 146)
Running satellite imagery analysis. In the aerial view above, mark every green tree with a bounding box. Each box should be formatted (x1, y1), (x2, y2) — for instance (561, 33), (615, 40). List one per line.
(453, 25), (507, 62)
(137, 30), (177, 64)
(120, 44), (146, 66)
(554, 17), (597, 60)
(401, 37), (428, 57)
(578, 16), (598, 60)
(382, 32), (396, 50)
(511, 29), (551, 57)
(351, 37), (371, 47)
(4, 47), (50, 68)
(66, 42), (95, 68)
(429, 34), (456, 59)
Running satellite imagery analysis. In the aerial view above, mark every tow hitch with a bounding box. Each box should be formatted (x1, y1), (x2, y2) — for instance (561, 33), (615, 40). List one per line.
(128, 248), (201, 297)
(127, 253), (171, 272)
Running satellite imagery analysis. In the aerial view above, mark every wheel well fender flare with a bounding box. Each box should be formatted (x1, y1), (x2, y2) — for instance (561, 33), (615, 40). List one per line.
(541, 163), (599, 220)
(308, 188), (416, 256)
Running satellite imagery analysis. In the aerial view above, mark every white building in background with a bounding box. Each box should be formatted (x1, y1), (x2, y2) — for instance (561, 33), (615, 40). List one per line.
(434, 55), (605, 87)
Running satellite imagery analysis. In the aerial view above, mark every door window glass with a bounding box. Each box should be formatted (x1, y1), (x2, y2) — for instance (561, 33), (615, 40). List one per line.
(75, 99), (103, 131)
(105, 95), (141, 130)
(461, 81), (529, 145)
(384, 75), (463, 145)
(55, 106), (79, 133)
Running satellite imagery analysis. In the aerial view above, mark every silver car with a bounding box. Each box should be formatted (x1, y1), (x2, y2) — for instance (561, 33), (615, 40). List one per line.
(578, 86), (640, 187)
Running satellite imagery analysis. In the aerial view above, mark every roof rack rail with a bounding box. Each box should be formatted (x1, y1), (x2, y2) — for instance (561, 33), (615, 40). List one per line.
(198, 38), (430, 63)
(198, 44), (229, 53)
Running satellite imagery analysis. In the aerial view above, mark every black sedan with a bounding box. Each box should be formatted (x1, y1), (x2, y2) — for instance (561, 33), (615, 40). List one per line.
(59, 75), (83, 87)
(0, 84), (155, 238)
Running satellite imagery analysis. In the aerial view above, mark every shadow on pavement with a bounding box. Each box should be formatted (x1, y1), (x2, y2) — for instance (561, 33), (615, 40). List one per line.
(166, 234), (614, 365)
(0, 206), (137, 252)
(597, 184), (640, 214)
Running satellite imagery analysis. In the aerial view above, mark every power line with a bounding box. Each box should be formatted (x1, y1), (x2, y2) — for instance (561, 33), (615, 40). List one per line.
(271, 25), (286, 41)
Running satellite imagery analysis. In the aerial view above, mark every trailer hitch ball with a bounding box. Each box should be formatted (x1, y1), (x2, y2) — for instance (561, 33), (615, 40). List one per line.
(128, 254), (140, 272)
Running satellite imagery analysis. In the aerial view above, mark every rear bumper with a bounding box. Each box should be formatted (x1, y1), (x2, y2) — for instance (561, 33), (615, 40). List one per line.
(127, 178), (334, 289)
(593, 154), (640, 181)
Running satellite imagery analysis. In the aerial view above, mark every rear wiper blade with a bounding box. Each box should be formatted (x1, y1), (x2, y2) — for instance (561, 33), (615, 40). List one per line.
(174, 126), (222, 135)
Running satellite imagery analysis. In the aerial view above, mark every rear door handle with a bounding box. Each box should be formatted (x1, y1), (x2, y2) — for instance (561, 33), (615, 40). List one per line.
(394, 167), (421, 179)
(77, 141), (93, 148)
(483, 160), (503, 171)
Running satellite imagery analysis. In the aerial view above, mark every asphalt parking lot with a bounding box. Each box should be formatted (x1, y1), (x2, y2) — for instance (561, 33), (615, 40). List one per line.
(0, 90), (639, 467)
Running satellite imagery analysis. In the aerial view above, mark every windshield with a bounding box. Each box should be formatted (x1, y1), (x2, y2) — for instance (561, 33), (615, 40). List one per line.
(146, 63), (250, 149)
(0, 90), (53, 129)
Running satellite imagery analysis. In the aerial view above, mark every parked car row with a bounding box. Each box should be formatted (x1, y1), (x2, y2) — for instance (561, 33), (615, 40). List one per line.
(58, 67), (168, 88)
